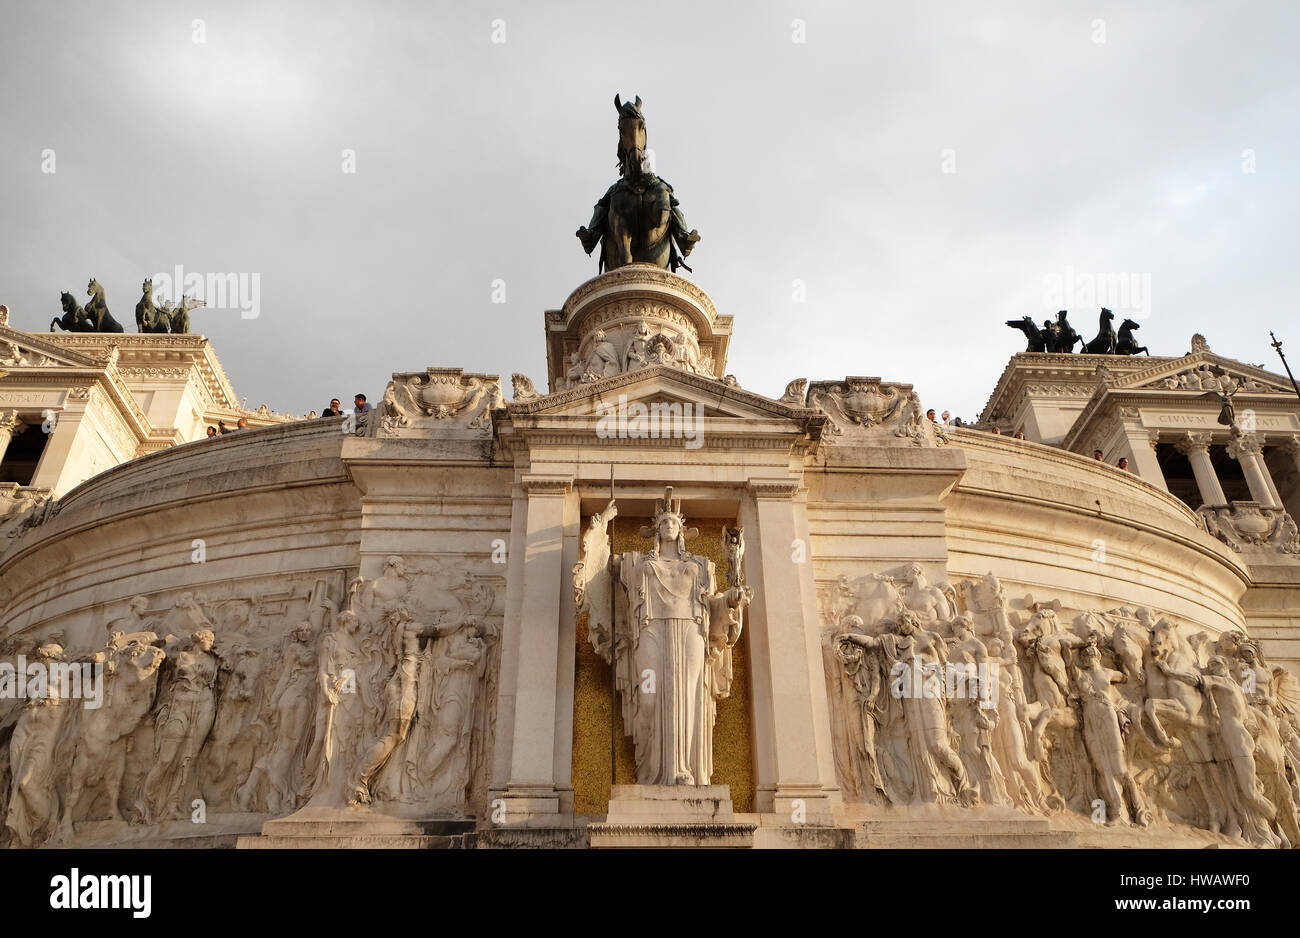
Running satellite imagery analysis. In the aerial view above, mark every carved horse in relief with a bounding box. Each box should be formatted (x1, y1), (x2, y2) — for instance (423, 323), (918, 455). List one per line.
(1084, 308), (1117, 354)
(1116, 318), (1149, 355)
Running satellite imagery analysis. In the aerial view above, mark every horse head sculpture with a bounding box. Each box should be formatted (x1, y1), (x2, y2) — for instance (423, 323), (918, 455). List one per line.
(614, 94), (646, 177)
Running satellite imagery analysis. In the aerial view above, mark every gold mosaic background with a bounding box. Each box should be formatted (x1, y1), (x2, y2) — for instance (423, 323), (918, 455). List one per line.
(572, 516), (755, 813)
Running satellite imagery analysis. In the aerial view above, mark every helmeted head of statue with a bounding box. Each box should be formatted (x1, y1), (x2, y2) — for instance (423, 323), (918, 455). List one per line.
(651, 485), (687, 556)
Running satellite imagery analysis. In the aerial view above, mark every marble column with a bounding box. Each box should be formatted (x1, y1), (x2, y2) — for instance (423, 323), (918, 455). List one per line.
(740, 478), (840, 820)
(1226, 431), (1280, 509)
(0, 411), (22, 466)
(494, 473), (574, 819)
(1174, 431), (1227, 506)
(1119, 419), (1168, 491)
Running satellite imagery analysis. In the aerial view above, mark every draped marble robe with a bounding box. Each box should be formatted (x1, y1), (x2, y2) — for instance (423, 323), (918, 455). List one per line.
(616, 549), (740, 786)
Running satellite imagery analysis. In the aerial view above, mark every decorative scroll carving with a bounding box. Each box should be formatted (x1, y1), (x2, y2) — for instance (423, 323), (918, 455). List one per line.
(779, 378), (807, 404)
(1198, 503), (1300, 554)
(807, 378), (948, 447)
(366, 370), (502, 437)
(511, 373), (540, 402)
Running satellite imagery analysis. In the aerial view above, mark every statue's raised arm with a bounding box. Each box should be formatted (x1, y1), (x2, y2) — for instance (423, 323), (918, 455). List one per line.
(573, 500), (618, 662)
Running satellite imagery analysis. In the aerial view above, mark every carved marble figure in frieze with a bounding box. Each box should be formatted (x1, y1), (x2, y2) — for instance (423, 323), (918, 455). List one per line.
(137, 628), (218, 822)
(4, 644), (69, 847)
(60, 641), (165, 836)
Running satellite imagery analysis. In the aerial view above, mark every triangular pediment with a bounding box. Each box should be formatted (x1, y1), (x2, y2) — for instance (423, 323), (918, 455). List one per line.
(508, 364), (816, 422)
(1115, 349), (1295, 395)
(0, 324), (105, 368)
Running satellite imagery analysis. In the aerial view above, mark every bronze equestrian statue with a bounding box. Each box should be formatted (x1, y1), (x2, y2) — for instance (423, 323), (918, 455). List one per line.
(576, 95), (700, 273)
(1044, 310), (1081, 353)
(1010, 309), (1150, 355)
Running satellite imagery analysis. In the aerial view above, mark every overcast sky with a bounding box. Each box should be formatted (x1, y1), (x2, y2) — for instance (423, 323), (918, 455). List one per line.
(2, 0), (1298, 420)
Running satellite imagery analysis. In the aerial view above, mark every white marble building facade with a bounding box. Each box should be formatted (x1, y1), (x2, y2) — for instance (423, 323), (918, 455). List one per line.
(1, 272), (1298, 849)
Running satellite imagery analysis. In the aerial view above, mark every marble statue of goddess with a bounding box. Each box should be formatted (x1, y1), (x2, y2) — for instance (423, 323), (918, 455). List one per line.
(575, 487), (751, 786)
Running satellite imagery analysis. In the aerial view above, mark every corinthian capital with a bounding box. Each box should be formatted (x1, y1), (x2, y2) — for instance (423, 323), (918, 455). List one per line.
(1173, 431), (1214, 456)
(1225, 431), (1263, 461)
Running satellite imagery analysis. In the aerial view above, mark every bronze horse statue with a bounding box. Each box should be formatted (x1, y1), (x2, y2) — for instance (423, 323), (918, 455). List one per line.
(51, 292), (95, 332)
(84, 278), (125, 333)
(165, 295), (206, 334)
(1116, 318), (1149, 355)
(1083, 308), (1117, 354)
(136, 278), (171, 333)
(576, 95), (700, 273)
(1006, 316), (1047, 352)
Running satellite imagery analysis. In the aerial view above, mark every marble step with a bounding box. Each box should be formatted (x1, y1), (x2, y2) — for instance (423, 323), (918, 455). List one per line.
(852, 817), (1076, 849)
(237, 833), (474, 849)
(588, 821), (757, 848)
(259, 816), (475, 838)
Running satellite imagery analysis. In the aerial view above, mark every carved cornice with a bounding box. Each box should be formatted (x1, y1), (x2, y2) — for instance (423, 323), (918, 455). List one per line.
(747, 479), (801, 500)
(519, 474), (572, 495)
(506, 364), (817, 423)
(560, 264), (720, 325)
(39, 332), (239, 408)
(978, 351), (1168, 424)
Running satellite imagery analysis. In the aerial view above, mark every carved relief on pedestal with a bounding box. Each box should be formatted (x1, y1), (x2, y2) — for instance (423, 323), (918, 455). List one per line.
(554, 309), (714, 391)
(365, 369), (503, 437)
(807, 378), (948, 446)
(817, 569), (1300, 847)
(1198, 503), (1300, 554)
